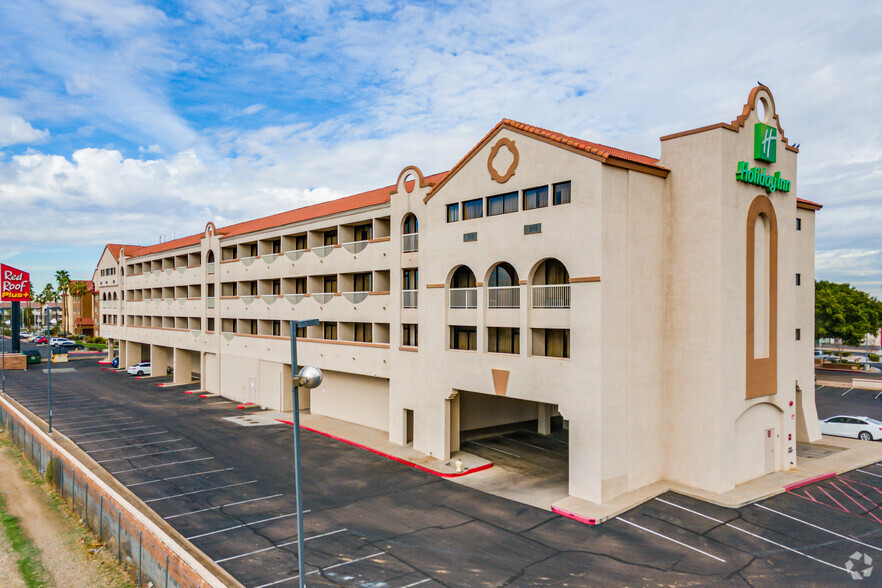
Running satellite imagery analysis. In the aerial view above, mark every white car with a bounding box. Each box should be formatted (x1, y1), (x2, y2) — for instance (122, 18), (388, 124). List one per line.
(127, 362), (151, 376)
(49, 337), (74, 346)
(819, 416), (882, 441)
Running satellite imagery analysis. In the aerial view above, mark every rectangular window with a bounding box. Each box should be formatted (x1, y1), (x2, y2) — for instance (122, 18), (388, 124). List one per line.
(272, 321), (281, 336)
(486, 192), (518, 216)
(447, 203), (459, 223)
(524, 186), (549, 210)
(324, 230), (338, 246)
(463, 232), (478, 242)
(354, 322), (372, 343)
(450, 326), (477, 351)
(295, 235), (307, 250)
(534, 328), (570, 358)
(295, 277), (307, 294)
(402, 269), (418, 290)
(353, 272), (372, 292)
(353, 224), (372, 241)
(795, 328), (801, 341)
(296, 326), (306, 338)
(462, 198), (483, 220)
(524, 223), (541, 235)
(272, 279), (281, 295)
(248, 244), (258, 257)
(323, 322), (337, 340)
(796, 217), (802, 231)
(272, 240), (281, 254)
(207, 318), (215, 332)
(553, 181), (571, 205)
(488, 327), (520, 354)
(323, 275), (338, 293)
(795, 273), (801, 286)
(402, 324), (418, 347)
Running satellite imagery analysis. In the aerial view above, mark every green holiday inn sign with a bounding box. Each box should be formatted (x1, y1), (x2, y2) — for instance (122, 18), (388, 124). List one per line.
(735, 122), (791, 193)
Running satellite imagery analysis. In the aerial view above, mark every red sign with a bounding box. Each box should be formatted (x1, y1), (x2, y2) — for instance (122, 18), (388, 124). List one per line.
(1, 264), (31, 302)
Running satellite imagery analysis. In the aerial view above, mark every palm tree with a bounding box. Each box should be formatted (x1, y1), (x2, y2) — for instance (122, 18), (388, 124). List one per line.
(39, 284), (57, 334)
(55, 270), (70, 334)
(68, 281), (90, 336)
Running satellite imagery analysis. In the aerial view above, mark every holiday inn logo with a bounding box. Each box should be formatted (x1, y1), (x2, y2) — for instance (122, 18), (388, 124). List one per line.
(754, 122), (777, 163)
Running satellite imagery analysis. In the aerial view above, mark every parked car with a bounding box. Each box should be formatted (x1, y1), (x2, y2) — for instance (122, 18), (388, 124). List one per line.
(814, 349), (830, 361)
(51, 341), (84, 352)
(819, 416), (882, 441)
(33, 336), (48, 344)
(127, 362), (151, 376)
(24, 349), (42, 365)
(111, 356), (119, 368)
(19, 332), (31, 340)
(49, 337), (74, 346)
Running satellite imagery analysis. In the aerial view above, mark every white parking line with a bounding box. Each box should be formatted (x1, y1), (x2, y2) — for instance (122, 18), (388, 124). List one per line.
(112, 456), (214, 474)
(76, 425), (156, 438)
(50, 411), (123, 423)
(145, 480), (258, 503)
(186, 512), (300, 540)
(755, 504), (882, 553)
(401, 580), (431, 588)
(214, 528), (347, 563)
(63, 419), (141, 432)
(164, 494), (284, 520)
(79, 431), (170, 444)
(127, 468), (235, 487)
(616, 518), (726, 562)
(252, 552), (386, 588)
(502, 436), (558, 453)
(97, 447), (198, 464)
(841, 388), (853, 396)
(467, 441), (520, 458)
(86, 438), (182, 454)
(857, 469), (882, 479)
(655, 498), (848, 573)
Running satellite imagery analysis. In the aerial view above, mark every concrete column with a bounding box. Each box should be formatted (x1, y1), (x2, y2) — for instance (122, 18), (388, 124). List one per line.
(106, 339), (115, 362)
(538, 402), (552, 435)
(173, 348), (191, 385)
(150, 345), (172, 376)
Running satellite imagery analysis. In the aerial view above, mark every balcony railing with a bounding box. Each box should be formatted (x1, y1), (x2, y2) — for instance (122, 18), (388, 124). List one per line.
(343, 240), (368, 254)
(207, 262), (215, 274)
(402, 233), (418, 253)
(284, 249), (306, 262)
(449, 287), (478, 309)
(531, 284), (571, 308)
(207, 297), (215, 309)
(313, 292), (335, 304)
(488, 286), (519, 309)
(313, 245), (335, 258)
(343, 291), (369, 304)
(402, 289), (418, 308)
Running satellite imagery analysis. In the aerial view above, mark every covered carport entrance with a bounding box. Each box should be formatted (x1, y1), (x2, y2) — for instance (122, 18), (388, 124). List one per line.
(173, 348), (201, 386)
(451, 390), (569, 509)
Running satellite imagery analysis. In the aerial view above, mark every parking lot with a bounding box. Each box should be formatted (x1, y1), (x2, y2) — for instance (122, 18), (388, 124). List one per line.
(0, 348), (880, 586)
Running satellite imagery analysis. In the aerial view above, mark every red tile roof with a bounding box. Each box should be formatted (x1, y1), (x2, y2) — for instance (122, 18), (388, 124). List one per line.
(797, 198), (822, 210)
(502, 119), (666, 169)
(128, 172), (448, 259)
(105, 244), (144, 261)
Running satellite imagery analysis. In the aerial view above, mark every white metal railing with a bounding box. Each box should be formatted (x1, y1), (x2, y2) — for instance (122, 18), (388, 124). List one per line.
(402, 233), (418, 253)
(343, 291), (369, 304)
(402, 289), (418, 308)
(313, 292), (335, 304)
(488, 286), (520, 308)
(343, 240), (369, 254)
(207, 297), (215, 309)
(531, 284), (571, 308)
(449, 288), (478, 309)
(313, 245), (335, 258)
(207, 262), (215, 274)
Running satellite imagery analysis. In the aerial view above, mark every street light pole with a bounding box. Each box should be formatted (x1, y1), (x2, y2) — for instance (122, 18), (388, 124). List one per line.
(1, 309), (5, 395)
(46, 308), (53, 433)
(288, 318), (320, 587)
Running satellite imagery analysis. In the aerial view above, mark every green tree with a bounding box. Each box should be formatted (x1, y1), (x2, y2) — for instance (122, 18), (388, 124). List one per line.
(815, 280), (882, 347)
(55, 270), (70, 333)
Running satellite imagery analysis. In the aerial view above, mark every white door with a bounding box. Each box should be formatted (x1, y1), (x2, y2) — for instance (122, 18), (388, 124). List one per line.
(764, 428), (776, 473)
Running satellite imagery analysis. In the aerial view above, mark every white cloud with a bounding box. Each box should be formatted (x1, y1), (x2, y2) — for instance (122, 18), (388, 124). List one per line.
(0, 114), (48, 147)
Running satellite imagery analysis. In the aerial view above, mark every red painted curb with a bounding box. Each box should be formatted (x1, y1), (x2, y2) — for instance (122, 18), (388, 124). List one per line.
(184, 390), (198, 395)
(237, 402), (256, 409)
(551, 506), (598, 525)
(784, 472), (836, 491)
(200, 394), (212, 398)
(274, 419), (493, 478)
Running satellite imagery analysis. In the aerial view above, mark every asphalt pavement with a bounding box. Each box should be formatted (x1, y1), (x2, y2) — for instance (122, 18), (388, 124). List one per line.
(0, 347), (880, 586)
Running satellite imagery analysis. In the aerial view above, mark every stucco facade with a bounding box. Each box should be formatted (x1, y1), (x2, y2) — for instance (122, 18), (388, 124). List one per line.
(94, 86), (821, 506)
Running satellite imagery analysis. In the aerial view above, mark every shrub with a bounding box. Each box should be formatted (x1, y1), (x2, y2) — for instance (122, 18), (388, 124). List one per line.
(870, 353), (880, 362)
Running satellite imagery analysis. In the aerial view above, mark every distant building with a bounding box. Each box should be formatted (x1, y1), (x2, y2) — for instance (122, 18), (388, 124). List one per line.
(66, 280), (97, 337)
(93, 86), (822, 506)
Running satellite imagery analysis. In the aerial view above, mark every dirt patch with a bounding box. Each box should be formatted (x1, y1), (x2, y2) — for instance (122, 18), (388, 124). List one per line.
(0, 441), (135, 587)
(0, 529), (27, 588)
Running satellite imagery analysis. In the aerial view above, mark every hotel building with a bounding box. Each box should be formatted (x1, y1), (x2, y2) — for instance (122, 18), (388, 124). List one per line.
(94, 86), (822, 505)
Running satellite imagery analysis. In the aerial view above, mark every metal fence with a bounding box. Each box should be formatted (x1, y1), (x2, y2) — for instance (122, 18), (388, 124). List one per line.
(0, 400), (229, 588)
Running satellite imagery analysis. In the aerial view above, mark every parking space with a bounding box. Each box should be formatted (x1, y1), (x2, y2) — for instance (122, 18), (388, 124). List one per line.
(0, 358), (876, 585)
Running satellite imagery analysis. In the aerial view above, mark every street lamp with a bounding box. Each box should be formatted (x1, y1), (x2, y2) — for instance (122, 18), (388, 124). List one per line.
(288, 319), (322, 587)
(45, 310), (58, 433)
(1, 311), (7, 395)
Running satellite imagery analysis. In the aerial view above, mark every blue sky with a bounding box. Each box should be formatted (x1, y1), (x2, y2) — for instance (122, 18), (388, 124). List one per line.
(0, 0), (880, 296)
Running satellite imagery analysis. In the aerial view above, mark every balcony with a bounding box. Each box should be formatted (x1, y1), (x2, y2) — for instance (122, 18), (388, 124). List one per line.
(531, 284), (571, 308)
(313, 245), (335, 258)
(402, 233), (418, 253)
(342, 240), (368, 254)
(449, 288), (478, 309)
(207, 297), (215, 309)
(284, 249), (306, 262)
(343, 291), (369, 304)
(402, 289), (418, 309)
(313, 292), (335, 305)
(207, 262), (215, 274)
(488, 286), (519, 309)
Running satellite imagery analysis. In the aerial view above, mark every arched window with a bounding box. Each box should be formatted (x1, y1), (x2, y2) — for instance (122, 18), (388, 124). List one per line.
(451, 265), (476, 288)
(530, 259), (570, 308)
(449, 265), (477, 308)
(488, 262), (518, 287)
(746, 196), (778, 399)
(402, 213), (418, 235)
(487, 262), (519, 308)
(532, 258), (569, 285)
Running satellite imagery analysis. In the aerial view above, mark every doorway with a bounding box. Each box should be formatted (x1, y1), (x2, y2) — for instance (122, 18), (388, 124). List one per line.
(404, 409), (414, 444)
